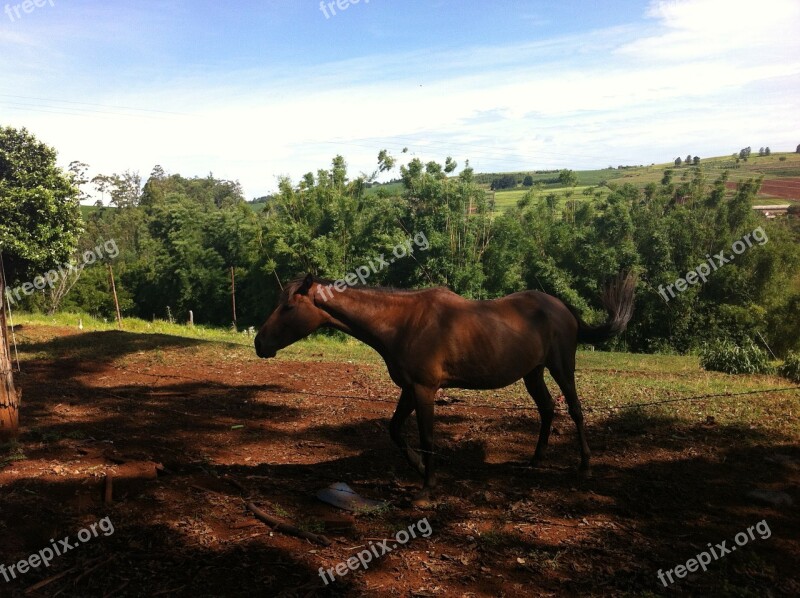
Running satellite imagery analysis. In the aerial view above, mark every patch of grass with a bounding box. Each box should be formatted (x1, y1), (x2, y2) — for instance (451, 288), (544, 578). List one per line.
(526, 547), (566, 571)
(298, 519), (326, 534)
(778, 352), (800, 383)
(271, 503), (291, 519)
(355, 502), (394, 519)
(478, 528), (519, 549)
(700, 339), (774, 375)
(0, 441), (26, 468)
(12, 311), (379, 364)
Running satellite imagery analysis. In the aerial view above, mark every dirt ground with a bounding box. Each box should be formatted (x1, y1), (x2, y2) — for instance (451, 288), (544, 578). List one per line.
(1, 325), (798, 597)
(726, 178), (800, 202)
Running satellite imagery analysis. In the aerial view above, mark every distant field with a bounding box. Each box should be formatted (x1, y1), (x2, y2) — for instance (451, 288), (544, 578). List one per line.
(486, 152), (800, 212)
(365, 181), (405, 196)
(79, 204), (104, 217)
(491, 185), (610, 213)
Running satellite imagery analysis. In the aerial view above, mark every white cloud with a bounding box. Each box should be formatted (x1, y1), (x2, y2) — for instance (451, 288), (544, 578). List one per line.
(626, 0), (800, 60)
(2, 0), (798, 199)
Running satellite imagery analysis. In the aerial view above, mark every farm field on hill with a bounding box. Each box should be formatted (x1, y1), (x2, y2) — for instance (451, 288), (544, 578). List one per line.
(1, 320), (798, 596)
(489, 153), (800, 212)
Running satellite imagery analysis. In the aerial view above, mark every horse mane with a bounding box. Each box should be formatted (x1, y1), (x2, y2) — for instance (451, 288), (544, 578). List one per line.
(282, 274), (438, 300)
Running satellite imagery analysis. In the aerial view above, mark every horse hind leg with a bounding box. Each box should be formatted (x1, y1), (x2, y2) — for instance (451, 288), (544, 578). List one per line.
(523, 366), (555, 466)
(548, 357), (591, 477)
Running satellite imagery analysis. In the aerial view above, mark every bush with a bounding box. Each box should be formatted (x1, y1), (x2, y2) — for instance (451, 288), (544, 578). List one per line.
(778, 352), (800, 382)
(700, 339), (774, 375)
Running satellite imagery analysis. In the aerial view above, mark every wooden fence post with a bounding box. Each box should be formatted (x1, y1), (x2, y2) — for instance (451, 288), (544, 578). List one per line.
(230, 266), (237, 330)
(0, 262), (20, 441)
(108, 264), (122, 330)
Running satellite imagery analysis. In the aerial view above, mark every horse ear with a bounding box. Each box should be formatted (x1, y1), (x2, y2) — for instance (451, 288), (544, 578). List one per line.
(297, 273), (314, 296)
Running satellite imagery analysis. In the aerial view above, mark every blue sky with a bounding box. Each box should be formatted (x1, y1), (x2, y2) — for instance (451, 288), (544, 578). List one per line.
(2, 0), (799, 200)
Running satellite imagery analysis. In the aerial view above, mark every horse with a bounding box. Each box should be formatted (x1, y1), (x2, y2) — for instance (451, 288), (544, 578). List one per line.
(255, 273), (635, 504)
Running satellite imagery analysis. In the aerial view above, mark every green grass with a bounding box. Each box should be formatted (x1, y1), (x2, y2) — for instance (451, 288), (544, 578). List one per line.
(365, 181), (405, 197)
(492, 185), (610, 212)
(12, 311), (378, 363)
(79, 204), (105, 217)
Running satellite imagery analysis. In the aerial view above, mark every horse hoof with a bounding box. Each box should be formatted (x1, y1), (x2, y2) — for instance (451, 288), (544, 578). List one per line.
(412, 490), (434, 508)
(529, 457), (545, 469)
(579, 467), (593, 480)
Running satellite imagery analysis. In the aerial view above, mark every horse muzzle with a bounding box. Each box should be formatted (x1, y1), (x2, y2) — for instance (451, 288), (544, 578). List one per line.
(254, 338), (277, 359)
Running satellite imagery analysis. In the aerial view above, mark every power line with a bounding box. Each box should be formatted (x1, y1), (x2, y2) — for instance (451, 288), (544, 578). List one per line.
(0, 94), (190, 116)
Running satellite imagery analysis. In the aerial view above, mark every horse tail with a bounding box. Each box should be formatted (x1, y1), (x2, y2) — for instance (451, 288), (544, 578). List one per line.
(567, 272), (636, 344)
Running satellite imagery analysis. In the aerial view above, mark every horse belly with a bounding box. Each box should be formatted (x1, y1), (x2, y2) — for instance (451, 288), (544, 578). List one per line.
(441, 350), (535, 390)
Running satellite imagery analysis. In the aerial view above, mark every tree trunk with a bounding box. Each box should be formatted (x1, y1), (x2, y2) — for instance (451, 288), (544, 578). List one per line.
(0, 272), (20, 442)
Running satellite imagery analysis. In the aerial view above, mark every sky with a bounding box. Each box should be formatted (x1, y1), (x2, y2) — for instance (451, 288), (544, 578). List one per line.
(1, 0), (799, 201)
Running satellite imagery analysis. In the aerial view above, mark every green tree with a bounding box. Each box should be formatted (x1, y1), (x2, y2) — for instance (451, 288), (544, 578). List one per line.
(0, 127), (82, 439)
(739, 147), (751, 160)
(558, 169), (578, 188)
(490, 174), (516, 190)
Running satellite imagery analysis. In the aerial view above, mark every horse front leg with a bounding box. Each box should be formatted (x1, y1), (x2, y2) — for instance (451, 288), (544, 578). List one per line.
(413, 385), (437, 506)
(389, 387), (425, 476)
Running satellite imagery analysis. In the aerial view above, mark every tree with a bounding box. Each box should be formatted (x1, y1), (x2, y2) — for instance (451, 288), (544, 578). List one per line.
(522, 175), (534, 187)
(377, 149), (395, 173)
(675, 157), (682, 167)
(739, 147), (751, 160)
(765, 147), (771, 156)
(490, 175), (516, 190)
(0, 127), (81, 440)
(558, 169), (578, 188)
(693, 156), (700, 165)
(796, 144), (800, 154)
(686, 154), (692, 165)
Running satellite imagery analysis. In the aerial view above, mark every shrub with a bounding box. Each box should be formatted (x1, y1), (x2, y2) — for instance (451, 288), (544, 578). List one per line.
(778, 352), (800, 382)
(700, 339), (773, 375)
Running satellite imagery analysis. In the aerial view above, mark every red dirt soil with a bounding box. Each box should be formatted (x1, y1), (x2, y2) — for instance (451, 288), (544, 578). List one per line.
(726, 177), (800, 201)
(0, 325), (798, 597)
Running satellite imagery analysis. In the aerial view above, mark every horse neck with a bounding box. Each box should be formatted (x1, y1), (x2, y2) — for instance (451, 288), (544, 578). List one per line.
(314, 286), (406, 354)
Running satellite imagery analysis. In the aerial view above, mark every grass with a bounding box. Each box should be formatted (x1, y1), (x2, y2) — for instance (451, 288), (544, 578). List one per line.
(492, 185), (610, 212)
(11, 310), (379, 363)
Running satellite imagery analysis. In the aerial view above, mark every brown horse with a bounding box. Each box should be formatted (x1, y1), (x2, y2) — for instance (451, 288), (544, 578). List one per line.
(255, 273), (635, 503)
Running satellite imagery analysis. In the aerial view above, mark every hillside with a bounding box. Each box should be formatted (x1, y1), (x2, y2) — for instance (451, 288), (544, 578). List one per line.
(484, 152), (800, 212)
